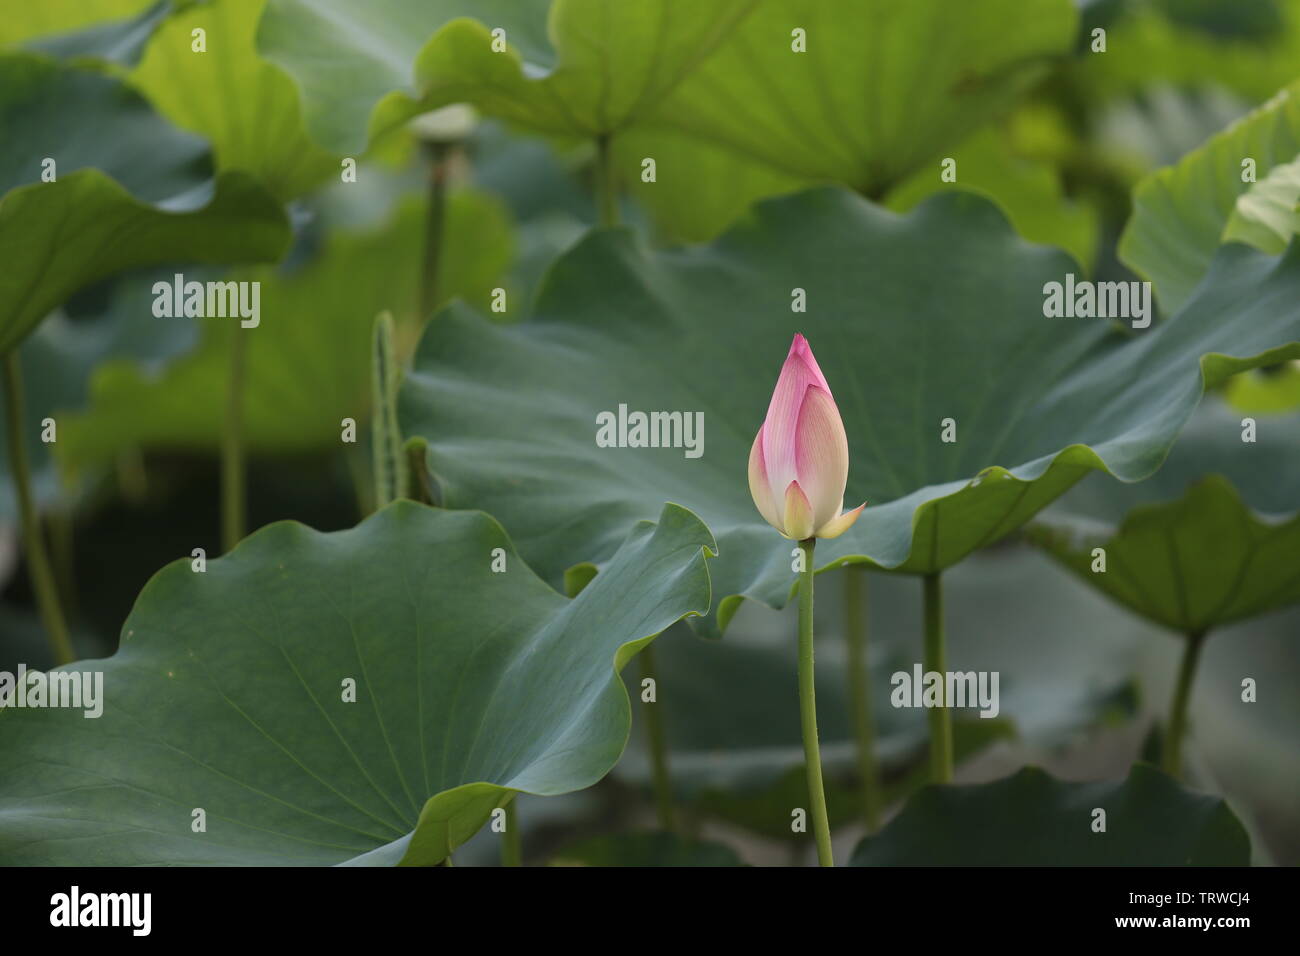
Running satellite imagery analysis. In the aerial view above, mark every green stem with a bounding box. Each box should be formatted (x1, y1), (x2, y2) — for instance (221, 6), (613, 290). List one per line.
(844, 565), (882, 831)
(2, 353), (73, 665)
(594, 134), (620, 227)
(1164, 630), (1207, 779)
(923, 572), (952, 783)
(640, 643), (676, 832)
(370, 312), (405, 510)
(221, 327), (246, 553)
(500, 799), (522, 867)
(798, 538), (833, 866)
(419, 142), (449, 322)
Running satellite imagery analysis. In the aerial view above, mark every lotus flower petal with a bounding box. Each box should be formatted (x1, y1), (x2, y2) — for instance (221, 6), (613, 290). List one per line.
(795, 385), (850, 532)
(748, 427), (780, 531)
(816, 503), (866, 539)
(782, 480), (815, 540)
(760, 335), (824, 505)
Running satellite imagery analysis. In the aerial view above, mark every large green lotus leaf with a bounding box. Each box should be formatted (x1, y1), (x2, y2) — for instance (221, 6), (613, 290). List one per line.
(636, 0), (1075, 187)
(400, 187), (1300, 637)
(129, 0), (337, 200)
(617, 118), (1101, 254)
(1041, 397), (1299, 522)
(849, 764), (1250, 865)
(0, 0), (155, 47)
(1120, 80), (1300, 313)
(1028, 399), (1300, 634)
(28, 0), (353, 201)
(56, 190), (511, 471)
(257, 0), (551, 154)
(0, 53), (290, 355)
(1032, 477), (1300, 635)
(0, 501), (715, 865)
(256, 0), (754, 155)
(611, 0), (1078, 242)
(614, 125), (807, 243)
(886, 126), (1099, 271)
(1068, 0), (1300, 107)
(22, 0), (172, 67)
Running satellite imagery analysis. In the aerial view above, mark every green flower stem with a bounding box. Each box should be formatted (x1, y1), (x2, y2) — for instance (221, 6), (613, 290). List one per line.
(640, 643), (677, 832)
(798, 538), (833, 866)
(501, 798), (522, 867)
(220, 327), (247, 553)
(923, 572), (952, 783)
(594, 134), (620, 227)
(844, 564), (883, 831)
(419, 142), (450, 322)
(1164, 630), (1208, 779)
(2, 352), (74, 665)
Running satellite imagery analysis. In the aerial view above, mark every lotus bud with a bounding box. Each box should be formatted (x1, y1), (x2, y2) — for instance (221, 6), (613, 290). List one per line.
(748, 334), (865, 540)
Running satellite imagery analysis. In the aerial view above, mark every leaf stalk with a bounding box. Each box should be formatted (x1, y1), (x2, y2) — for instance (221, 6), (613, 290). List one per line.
(594, 134), (620, 228)
(640, 643), (677, 832)
(1164, 630), (1208, 779)
(845, 564), (883, 831)
(221, 326), (246, 552)
(923, 572), (952, 783)
(2, 352), (74, 664)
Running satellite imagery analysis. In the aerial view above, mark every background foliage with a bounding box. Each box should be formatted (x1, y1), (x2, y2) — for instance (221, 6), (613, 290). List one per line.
(1, 0), (1297, 866)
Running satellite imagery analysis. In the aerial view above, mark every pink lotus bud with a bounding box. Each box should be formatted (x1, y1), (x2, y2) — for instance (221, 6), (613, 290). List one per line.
(748, 334), (865, 540)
